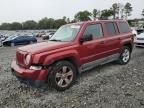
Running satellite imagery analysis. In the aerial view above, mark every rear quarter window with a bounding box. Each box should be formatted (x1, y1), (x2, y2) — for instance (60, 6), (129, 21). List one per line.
(119, 22), (130, 33)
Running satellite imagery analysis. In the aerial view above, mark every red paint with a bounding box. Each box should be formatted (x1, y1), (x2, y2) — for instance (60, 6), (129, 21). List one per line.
(11, 20), (134, 82)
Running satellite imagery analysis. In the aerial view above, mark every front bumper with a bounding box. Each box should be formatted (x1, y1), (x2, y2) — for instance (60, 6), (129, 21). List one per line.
(11, 60), (49, 87)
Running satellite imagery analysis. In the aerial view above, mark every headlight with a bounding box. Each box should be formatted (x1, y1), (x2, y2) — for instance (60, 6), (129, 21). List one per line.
(25, 54), (31, 65)
(30, 66), (42, 70)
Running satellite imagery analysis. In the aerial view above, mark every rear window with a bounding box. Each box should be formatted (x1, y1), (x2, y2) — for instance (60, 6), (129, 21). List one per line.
(105, 22), (119, 36)
(119, 22), (130, 33)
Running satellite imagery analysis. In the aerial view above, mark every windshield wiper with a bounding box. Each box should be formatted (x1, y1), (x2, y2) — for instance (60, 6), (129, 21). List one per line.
(49, 39), (62, 42)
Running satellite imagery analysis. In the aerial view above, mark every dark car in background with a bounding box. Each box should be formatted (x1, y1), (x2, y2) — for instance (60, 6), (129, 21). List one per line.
(3, 35), (37, 46)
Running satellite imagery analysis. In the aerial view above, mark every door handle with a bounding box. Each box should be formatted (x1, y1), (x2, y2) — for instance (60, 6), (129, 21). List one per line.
(117, 37), (121, 40)
(100, 41), (105, 44)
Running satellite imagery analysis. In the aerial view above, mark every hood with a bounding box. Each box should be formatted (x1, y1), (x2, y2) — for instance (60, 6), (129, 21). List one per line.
(18, 41), (72, 54)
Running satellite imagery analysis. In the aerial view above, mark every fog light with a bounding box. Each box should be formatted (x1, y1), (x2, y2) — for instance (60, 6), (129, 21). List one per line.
(30, 66), (42, 70)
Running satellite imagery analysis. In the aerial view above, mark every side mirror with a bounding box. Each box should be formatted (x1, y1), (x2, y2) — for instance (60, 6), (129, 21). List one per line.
(80, 34), (93, 43)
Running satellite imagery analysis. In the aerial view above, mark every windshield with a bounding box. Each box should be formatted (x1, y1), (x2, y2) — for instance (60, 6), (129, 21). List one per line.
(49, 24), (81, 42)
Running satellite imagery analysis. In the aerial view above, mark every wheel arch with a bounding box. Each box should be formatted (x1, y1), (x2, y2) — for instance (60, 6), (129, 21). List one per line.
(123, 43), (133, 52)
(51, 56), (80, 75)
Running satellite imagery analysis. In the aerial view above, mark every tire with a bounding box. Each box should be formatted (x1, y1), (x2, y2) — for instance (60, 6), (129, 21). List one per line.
(11, 42), (15, 47)
(118, 46), (131, 65)
(48, 61), (77, 91)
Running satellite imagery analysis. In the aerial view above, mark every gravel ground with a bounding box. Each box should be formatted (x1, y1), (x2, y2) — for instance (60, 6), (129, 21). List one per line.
(0, 46), (144, 108)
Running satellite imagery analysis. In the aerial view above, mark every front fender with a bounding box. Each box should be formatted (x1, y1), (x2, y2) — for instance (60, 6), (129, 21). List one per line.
(32, 50), (81, 67)
(43, 50), (80, 66)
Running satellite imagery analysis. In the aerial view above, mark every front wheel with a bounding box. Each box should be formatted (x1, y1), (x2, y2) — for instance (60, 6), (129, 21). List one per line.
(48, 61), (77, 91)
(118, 46), (131, 65)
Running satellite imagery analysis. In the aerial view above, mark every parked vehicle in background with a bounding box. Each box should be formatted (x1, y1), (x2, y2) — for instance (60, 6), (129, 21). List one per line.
(3, 35), (37, 47)
(135, 32), (144, 47)
(0, 37), (2, 47)
(42, 32), (55, 40)
(36, 31), (45, 37)
(11, 20), (134, 91)
(47, 30), (57, 33)
(137, 29), (144, 35)
(0, 35), (8, 42)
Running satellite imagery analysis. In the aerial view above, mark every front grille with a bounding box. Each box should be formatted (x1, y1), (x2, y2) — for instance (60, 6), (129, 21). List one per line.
(16, 50), (27, 67)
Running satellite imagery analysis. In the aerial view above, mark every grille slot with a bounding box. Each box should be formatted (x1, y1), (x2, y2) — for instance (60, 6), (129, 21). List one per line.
(16, 50), (27, 67)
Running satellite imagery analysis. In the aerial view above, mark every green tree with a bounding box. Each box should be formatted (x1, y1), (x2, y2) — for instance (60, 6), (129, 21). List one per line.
(0, 23), (11, 30)
(38, 17), (49, 29)
(38, 18), (56, 29)
(112, 3), (119, 19)
(100, 9), (114, 19)
(124, 2), (133, 19)
(47, 18), (55, 29)
(54, 19), (67, 29)
(92, 9), (98, 20)
(23, 20), (37, 30)
(74, 10), (92, 21)
(10, 22), (22, 30)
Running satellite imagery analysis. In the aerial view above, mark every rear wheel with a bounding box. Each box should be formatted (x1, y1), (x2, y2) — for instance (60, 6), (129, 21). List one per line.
(48, 61), (77, 91)
(118, 46), (131, 65)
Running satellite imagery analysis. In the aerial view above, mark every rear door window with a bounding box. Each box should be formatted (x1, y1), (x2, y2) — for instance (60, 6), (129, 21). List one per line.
(84, 24), (103, 39)
(105, 22), (119, 36)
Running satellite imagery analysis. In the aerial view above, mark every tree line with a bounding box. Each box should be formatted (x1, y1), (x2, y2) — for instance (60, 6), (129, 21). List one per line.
(74, 2), (133, 21)
(0, 18), (67, 30)
(0, 2), (143, 30)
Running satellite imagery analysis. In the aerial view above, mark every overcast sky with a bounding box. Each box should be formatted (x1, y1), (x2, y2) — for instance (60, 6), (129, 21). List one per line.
(0, 0), (143, 24)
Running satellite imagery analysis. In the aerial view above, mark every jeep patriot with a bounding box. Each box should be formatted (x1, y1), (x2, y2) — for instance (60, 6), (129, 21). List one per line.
(11, 20), (134, 91)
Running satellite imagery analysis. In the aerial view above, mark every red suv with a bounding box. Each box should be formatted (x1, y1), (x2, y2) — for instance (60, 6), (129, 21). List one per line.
(11, 20), (134, 91)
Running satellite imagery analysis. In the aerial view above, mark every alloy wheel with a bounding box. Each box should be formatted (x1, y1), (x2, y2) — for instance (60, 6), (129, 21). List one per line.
(55, 66), (74, 88)
(122, 48), (130, 63)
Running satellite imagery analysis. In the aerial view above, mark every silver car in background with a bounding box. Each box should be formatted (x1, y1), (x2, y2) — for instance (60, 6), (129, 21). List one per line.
(135, 32), (144, 47)
(0, 37), (2, 47)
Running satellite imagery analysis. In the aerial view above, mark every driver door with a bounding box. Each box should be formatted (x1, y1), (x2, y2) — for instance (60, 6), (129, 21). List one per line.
(78, 23), (104, 65)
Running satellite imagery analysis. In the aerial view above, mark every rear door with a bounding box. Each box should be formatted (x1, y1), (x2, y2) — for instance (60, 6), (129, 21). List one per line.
(102, 21), (121, 56)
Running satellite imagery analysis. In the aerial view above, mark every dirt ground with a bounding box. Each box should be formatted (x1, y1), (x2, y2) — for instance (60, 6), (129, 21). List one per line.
(0, 46), (144, 108)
